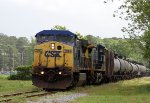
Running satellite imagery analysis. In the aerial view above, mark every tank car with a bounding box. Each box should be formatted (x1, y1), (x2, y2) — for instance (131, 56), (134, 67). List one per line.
(32, 30), (147, 89)
(90, 45), (147, 82)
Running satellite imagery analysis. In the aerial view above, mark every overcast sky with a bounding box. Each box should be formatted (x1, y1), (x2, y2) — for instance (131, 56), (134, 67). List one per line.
(0, 0), (127, 39)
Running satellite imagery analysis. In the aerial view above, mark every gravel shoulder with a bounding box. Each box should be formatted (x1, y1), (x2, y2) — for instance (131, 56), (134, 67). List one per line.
(27, 92), (88, 103)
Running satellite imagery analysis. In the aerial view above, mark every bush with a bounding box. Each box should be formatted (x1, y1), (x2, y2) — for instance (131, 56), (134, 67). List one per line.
(0, 74), (8, 80)
(8, 66), (32, 80)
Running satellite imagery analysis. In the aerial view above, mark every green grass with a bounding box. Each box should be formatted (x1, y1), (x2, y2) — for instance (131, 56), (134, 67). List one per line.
(71, 77), (150, 103)
(0, 74), (39, 103)
(0, 74), (38, 95)
(0, 74), (8, 80)
(1, 74), (150, 103)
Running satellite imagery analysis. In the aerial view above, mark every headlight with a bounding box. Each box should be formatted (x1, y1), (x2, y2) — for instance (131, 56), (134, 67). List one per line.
(51, 43), (55, 49)
(58, 71), (62, 75)
(41, 71), (44, 75)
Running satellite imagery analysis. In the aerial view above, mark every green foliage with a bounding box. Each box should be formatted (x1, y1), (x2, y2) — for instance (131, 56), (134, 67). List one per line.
(85, 35), (102, 44)
(0, 34), (35, 71)
(142, 30), (150, 66)
(16, 37), (29, 53)
(8, 66), (32, 80)
(51, 25), (68, 30)
(102, 38), (144, 62)
(76, 32), (85, 39)
(0, 79), (37, 94)
(104, 0), (150, 67)
(0, 74), (8, 80)
(119, 0), (150, 67)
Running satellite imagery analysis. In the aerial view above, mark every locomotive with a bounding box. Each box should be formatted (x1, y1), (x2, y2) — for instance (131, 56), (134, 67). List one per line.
(32, 30), (147, 89)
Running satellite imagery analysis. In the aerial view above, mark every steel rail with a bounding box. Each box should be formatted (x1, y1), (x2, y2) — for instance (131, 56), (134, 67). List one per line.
(0, 90), (54, 103)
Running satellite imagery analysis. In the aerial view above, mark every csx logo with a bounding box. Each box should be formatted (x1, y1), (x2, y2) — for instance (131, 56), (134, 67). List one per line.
(45, 51), (61, 57)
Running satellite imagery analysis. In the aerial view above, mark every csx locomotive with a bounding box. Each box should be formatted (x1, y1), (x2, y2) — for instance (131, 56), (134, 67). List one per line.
(32, 30), (147, 89)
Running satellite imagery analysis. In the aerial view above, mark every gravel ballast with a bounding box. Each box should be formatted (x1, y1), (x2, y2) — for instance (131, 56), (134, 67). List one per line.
(27, 93), (87, 103)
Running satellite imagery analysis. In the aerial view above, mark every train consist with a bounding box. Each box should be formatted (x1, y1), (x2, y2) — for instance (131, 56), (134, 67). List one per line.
(32, 30), (147, 89)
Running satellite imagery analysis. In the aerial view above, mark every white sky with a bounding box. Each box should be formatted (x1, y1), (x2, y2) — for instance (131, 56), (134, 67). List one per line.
(0, 0), (127, 39)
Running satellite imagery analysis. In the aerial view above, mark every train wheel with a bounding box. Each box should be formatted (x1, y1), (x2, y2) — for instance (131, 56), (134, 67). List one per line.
(71, 72), (79, 87)
(92, 72), (103, 84)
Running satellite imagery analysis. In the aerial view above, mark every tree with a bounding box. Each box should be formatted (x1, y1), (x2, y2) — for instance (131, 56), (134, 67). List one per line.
(142, 30), (150, 65)
(51, 25), (68, 30)
(85, 35), (102, 44)
(104, 0), (150, 66)
(119, 1), (150, 66)
(23, 37), (36, 65)
(0, 33), (36, 73)
(75, 32), (85, 39)
(16, 37), (29, 65)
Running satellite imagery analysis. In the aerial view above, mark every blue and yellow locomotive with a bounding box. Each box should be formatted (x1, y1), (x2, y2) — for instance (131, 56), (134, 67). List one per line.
(32, 30), (78, 89)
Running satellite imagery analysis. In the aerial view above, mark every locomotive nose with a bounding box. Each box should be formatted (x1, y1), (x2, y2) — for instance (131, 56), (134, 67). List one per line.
(44, 43), (64, 68)
(44, 42), (73, 68)
(33, 41), (73, 69)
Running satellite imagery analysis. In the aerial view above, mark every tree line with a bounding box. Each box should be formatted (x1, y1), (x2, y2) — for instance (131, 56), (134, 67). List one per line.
(104, 0), (150, 67)
(0, 33), (35, 73)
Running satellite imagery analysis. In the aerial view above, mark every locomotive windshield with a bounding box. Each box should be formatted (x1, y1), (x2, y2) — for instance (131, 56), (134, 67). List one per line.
(56, 34), (75, 46)
(36, 35), (54, 44)
(36, 34), (75, 46)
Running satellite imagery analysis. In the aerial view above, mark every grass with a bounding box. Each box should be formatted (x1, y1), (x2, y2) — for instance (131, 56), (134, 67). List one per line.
(0, 74), (8, 80)
(1, 74), (150, 103)
(71, 77), (150, 103)
(0, 74), (39, 103)
(0, 74), (38, 95)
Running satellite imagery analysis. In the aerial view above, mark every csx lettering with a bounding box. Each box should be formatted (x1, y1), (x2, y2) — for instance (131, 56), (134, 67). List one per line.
(45, 51), (61, 57)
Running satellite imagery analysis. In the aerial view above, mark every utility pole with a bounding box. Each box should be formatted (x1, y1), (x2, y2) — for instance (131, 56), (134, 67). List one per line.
(0, 45), (4, 73)
(21, 52), (24, 65)
(2, 51), (5, 73)
(12, 53), (15, 70)
(1, 67), (3, 73)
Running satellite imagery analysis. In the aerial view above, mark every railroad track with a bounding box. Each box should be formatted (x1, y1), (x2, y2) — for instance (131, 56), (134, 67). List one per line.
(0, 90), (55, 102)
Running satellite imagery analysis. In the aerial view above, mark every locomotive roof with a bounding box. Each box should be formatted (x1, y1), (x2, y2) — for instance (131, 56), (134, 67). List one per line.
(35, 30), (76, 37)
